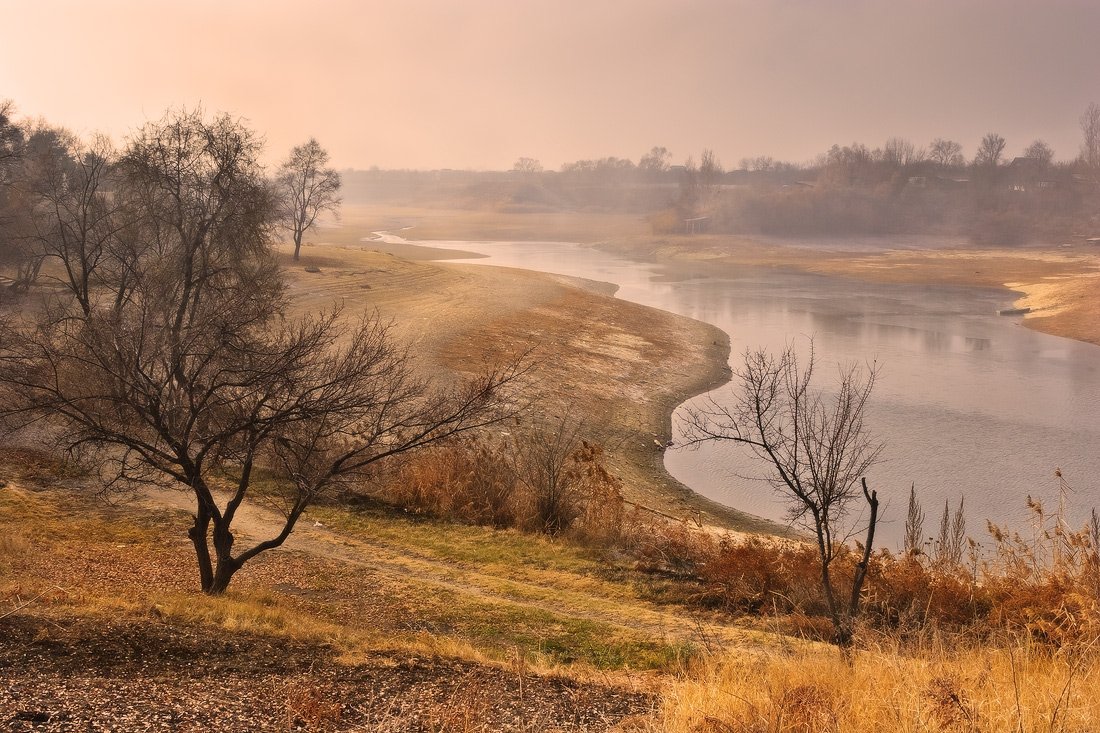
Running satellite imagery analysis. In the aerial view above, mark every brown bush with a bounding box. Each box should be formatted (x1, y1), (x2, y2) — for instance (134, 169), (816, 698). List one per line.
(378, 433), (631, 544)
(620, 497), (1100, 648)
(384, 435), (517, 527)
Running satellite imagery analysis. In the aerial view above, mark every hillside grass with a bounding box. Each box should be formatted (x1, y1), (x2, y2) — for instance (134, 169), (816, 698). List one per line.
(6, 456), (1100, 730)
(0, 476), (713, 675)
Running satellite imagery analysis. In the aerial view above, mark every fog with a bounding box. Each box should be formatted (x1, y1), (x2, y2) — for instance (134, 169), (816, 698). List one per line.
(2, 0), (1098, 170)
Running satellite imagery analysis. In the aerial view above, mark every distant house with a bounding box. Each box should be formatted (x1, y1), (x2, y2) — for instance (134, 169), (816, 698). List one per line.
(1007, 156), (1046, 192)
(683, 216), (710, 234)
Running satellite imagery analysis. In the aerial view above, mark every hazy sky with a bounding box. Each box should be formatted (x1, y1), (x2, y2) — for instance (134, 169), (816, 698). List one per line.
(2, 0), (1099, 170)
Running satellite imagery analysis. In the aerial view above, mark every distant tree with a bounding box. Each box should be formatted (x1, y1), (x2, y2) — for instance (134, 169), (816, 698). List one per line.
(1022, 139), (1054, 166)
(0, 100), (26, 276)
(929, 138), (964, 168)
(5, 122), (89, 290)
(676, 156), (699, 216)
(0, 100), (21, 173)
(1080, 103), (1100, 171)
(276, 138), (341, 262)
(741, 155), (776, 172)
(823, 142), (875, 185)
(974, 133), (1007, 168)
(21, 133), (136, 313)
(698, 149), (723, 208)
(680, 341), (883, 646)
(638, 146), (671, 176)
(881, 137), (923, 167)
(512, 157), (543, 173)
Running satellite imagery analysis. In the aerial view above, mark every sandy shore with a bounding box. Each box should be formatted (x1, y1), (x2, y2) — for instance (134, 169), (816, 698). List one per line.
(282, 242), (786, 534)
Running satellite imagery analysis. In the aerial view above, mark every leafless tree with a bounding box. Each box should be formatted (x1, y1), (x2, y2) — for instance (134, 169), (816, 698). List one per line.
(276, 138), (341, 261)
(974, 132), (1007, 168)
(22, 134), (141, 315)
(929, 138), (964, 168)
(882, 137), (924, 168)
(0, 109), (525, 594)
(0, 100), (26, 278)
(698, 148), (724, 209)
(512, 157), (543, 174)
(1022, 139), (1054, 167)
(0, 100), (21, 174)
(1081, 103), (1100, 173)
(638, 146), (671, 176)
(740, 156), (776, 172)
(509, 414), (588, 535)
(679, 341), (883, 646)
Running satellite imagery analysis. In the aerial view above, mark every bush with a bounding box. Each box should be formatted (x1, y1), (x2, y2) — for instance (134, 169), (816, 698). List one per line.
(378, 429), (629, 543)
(623, 497), (1100, 647)
(384, 435), (517, 527)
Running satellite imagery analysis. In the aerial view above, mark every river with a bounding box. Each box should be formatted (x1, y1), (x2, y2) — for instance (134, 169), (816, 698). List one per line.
(373, 232), (1100, 547)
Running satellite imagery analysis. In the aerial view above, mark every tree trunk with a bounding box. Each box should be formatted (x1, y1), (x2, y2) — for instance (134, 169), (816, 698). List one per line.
(207, 557), (241, 595)
(188, 506), (214, 593)
(292, 230), (303, 261)
(206, 520), (239, 595)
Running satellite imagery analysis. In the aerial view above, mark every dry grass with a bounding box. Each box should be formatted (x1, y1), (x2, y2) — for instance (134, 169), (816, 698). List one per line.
(653, 639), (1100, 733)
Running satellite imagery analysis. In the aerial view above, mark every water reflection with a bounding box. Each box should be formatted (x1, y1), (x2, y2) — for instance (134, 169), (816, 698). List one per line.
(375, 233), (1100, 547)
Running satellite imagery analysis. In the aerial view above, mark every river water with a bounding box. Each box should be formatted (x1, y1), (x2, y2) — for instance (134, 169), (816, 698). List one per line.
(374, 233), (1100, 547)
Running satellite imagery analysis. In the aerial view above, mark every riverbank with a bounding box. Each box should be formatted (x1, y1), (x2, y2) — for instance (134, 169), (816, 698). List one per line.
(333, 205), (1100, 348)
(589, 233), (1100, 348)
(280, 243), (784, 534)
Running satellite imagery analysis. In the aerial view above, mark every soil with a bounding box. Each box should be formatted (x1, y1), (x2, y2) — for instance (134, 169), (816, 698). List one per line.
(0, 614), (652, 732)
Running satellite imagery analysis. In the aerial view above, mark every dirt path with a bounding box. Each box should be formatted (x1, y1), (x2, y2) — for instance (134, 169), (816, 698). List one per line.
(132, 485), (765, 650)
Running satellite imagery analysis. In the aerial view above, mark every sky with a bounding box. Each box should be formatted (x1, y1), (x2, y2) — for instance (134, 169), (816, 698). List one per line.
(2, 0), (1099, 171)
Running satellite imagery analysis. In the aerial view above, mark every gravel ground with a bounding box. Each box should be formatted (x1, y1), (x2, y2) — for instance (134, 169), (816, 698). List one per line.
(0, 615), (654, 732)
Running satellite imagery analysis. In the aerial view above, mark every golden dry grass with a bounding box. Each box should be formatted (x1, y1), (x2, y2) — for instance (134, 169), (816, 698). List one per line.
(654, 639), (1100, 733)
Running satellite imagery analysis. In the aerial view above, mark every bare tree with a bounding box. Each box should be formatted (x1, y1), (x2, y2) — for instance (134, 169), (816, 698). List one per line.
(698, 148), (724, 209)
(882, 137), (923, 168)
(1022, 139), (1054, 167)
(22, 134), (140, 315)
(512, 157), (543, 173)
(0, 100), (21, 175)
(1081, 103), (1100, 173)
(508, 414), (592, 535)
(0, 100), (26, 279)
(740, 155), (777, 172)
(638, 146), (671, 177)
(680, 341), (883, 646)
(0, 109), (525, 594)
(676, 156), (699, 216)
(276, 138), (341, 261)
(974, 132), (1007, 168)
(929, 138), (964, 168)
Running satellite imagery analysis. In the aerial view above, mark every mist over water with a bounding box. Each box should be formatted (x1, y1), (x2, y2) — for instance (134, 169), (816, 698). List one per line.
(379, 233), (1100, 548)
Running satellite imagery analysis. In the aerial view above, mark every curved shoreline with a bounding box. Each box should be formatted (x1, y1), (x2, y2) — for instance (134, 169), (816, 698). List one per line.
(287, 239), (787, 533)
